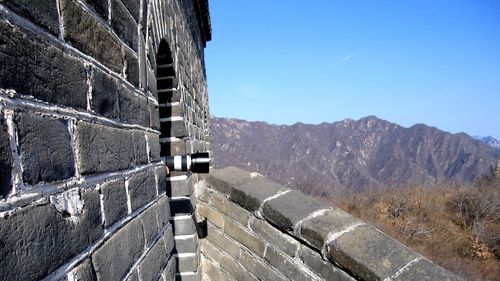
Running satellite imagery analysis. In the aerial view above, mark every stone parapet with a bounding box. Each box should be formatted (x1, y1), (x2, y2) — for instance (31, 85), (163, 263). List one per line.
(199, 167), (464, 281)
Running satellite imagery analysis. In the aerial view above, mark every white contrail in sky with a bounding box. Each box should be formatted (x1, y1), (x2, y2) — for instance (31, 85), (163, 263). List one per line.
(331, 49), (365, 68)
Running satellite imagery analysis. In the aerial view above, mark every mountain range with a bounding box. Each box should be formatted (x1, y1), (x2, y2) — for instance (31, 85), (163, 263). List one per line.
(211, 116), (500, 197)
(475, 136), (500, 150)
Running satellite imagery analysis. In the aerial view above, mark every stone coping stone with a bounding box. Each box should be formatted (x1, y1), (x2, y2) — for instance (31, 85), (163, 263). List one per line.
(328, 224), (420, 281)
(208, 167), (253, 194)
(393, 259), (465, 281)
(262, 190), (330, 232)
(230, 176), (287, 211)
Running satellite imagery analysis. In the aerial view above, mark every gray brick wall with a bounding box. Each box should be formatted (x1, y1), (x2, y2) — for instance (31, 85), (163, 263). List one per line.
(199, 167), (464, 281)
(0, 0), (211, 280)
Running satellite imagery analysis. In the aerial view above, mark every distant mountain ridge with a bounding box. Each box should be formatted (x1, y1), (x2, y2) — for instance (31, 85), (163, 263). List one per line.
(475, 136), (500, 150)
(211, 116), (500, 197)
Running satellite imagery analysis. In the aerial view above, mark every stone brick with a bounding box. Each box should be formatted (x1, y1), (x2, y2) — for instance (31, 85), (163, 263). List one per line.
(139, 238), (168, 281)
(160, 139), (186, 156)
(139, 36), (147, 89)
(206, 223), (240, 259)
(60, 0), (123, 72)
(220, 254), (258, 281)
(216, 195), (251, 226)
(148, 132), (161, 161)
(200, 240), (223, 264)
(0, 114), (12, 198)
(197, 203), (224, 229)
(67, 259), (97, 281)
(124, 48), (140, 87)
(262, 190), (329, 232)
(201, 257), (235, 281)
(1, 0), (59, 35)
(121, 0), (140, 23)
(208, 167), (253, 195)
(15, 112), (75, 185)
(154, 165), (167, 195)
(127, 169), (157, 211)
(75, 121), (134, 174)
(230, 176), (287, 211)
(150, 103), (161, 130)
(264, 246), (315, 281)
(132, 131), (148, 165)
(162, 224), (175, 255)
(249, 217), (299, 257)
(158, 88), (181, 104)
(328, 225), (419, 281)
(0, 20), (87, 109)
(111, 0), (138, 51)
(85, 0), (108, 18)
(301, 208), (361, 250)
(175, 271), (201, 281)
(174, 233), (198, 253)
(299, 245), (355, 281)
(119, 87), (150, 127)
(101, 179), (127, 227)
(92, 217), (144, 281)
(224, 220), (266, 257)
(166, 175), (194, 197)
(140, 204), (160, 247)
(147, 67), (157, 98)
(172, 215), (197, 235)
(176, 253), (198, 272)
(162, 257), (177, 281)
(0, 188), (102, 281)
(239, 250), (287, 281)
(156, 195), (171, 229)
(126, 269), (139, 281)
(160, 119), (187, 138)
(170, 197), (194, 215)
(91, 69), (120, 120)
(393, 259), (465, 281)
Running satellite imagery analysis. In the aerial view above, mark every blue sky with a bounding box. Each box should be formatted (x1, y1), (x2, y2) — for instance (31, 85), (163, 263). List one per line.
(205, 0), (500, 138)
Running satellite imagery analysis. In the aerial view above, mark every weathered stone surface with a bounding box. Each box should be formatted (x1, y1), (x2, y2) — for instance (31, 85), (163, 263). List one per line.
(0, 20), (87, 109)
(0, 114), (12, 198)
(166, 175), (194, 197)
(224, 220), (266, 257)
(140, 204), (160, 247)
(264, 246), (315, 281)
(91, 69), (120, 120)
(101, 179), (127, 227)
(201, 257), (235, 281)
(67, 259), (97, 281)
(231, 176), (286, 211)
(198, 203), (224, 229)
(160, 119), (187, 138)
(75, 121), (134, 174)
(212, 192), (251, 226)
(170, 197), (194, 215)
(60, 0), (123, 72)
(150, 103), (160, 130)
(120, 0), (140, 29)
(85, 0), (108, 18)
(162, 224), (175, 255)
(119, 87), (150, 127)
(0, 188), (102, 281)
(328, 225), (419, 281)
(262, 190), (329, 232)
(208, 167), (253, 195)
(111, 0), (138, 51)
(132, 131), (148, 165)
(393, 259), (465, 281)
(174, 233), (198, 253)
(239, 250), (287, 281)
(1, 0), (59, 35)
(147, 132), (161, 161)
(171, 215), (196, 235)
(139, 238), (168, 281)
(299, 245), (355, 281)
(206, 223), (240, 259)
(124, 48), (140, 87)
(156, 195), (171, 229)
(154, 166), (167, 195)
(176, 253), (198, 272)
(301, 208), (361, 250)
(220, 254), (259, 281)
(160, 139), (186, 157)
(128, 169), (157, 211)
(159, 103), (182, 119)
(161, 257), (177, 281)
(200, 240), (223, 264)
(249, 217), (299, 257)
(16, 112), (75, 184)
(126, 269), (139, 281)
(92, 217), (144, 281)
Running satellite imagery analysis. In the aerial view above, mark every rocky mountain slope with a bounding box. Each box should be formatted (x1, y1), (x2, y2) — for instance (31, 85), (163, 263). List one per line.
(211, 116), (500, 196)
(475, 136), (500, 150)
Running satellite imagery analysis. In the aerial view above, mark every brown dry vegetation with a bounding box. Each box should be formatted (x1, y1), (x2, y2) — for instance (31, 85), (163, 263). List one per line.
(334, 181), (500, 281)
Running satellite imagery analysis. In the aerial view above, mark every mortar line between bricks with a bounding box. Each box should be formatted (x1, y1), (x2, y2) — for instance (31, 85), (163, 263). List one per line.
(321, 222), (364, 260)
(55, 0), (65, 40)
(383, 257), (422, 281)
(42, 195), (171, 281)
(0, 162), (163, 213)
(0, 5), (154, 104)
(0, 93), (160, 134)
(3, 108), (24, 194)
